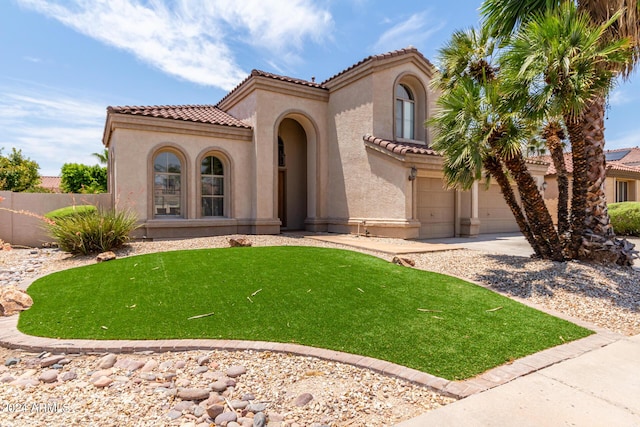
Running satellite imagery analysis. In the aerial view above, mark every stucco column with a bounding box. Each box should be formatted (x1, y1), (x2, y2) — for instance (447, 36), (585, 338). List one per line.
(460, 181), (480, 236)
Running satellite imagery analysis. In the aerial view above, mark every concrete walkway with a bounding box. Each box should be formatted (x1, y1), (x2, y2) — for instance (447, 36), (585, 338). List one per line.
(397, 333), (640, 426)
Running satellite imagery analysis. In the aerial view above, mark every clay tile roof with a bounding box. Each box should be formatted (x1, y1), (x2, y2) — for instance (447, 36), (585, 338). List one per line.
(363, 134), (440, 156)
(607, 161), (640, 173)
(534, 153), (573, 175)
(217, 69), (327, 106)
(107, 105), (251, 128)
(40, 176), (61, 192)
(322, 47), (435, 85)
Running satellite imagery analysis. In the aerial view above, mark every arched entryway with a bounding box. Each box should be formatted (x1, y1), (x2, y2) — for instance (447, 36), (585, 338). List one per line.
(277, 118), (308, 230)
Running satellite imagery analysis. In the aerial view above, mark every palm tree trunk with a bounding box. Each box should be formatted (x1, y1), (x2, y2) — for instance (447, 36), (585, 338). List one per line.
(484, 155), (544, 258)
(500, 151), (565, 261)
(565, 117), (588, 259)
(543, 121), (570, 235)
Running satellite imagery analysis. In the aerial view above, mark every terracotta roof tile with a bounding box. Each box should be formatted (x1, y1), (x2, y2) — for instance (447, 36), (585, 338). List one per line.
(607, 161), (640, 173)
(363, 134), (440, 156)
(322, 47), (435, 85)
(107, 105), (251, 128)
(217, 69), (327, 106)
(40, 176), (61, 192)
(536, 147), (640, 175)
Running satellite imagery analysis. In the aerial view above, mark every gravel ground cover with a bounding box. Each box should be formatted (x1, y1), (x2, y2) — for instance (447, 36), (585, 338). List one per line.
(1, 233), (639, 426)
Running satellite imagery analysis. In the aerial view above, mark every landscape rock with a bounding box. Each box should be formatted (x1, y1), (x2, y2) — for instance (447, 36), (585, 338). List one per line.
(247, 402), (268, 413)
(92, 376), (113, 388)
(177, 387), (210, 401)
(60, 370), (77, 382)
(226, 365), (247, 378)
(293, 393), (314, 407)
(0, 285), (33, 316)
(206, 404), (224, 419)
(98, 353), (117, 369)
(252, 412), (267, 427)
(215, 411), (238, 425)
(96, 251), (116, 262)
(141, 359), (158, 372)
(5, 357), (20, 366)
(197, 355), (210, 366)
(40, 355), (66, 368)
(39, 369), (59, 383)
(391, 256), (415, 267)
(211, 379), (228, 392)
(228, 238), (252, 247)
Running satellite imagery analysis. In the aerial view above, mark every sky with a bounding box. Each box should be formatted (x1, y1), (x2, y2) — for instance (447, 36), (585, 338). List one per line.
(2, 1), (640, 176)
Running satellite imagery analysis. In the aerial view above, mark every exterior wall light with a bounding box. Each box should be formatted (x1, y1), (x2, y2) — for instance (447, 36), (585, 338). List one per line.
(408, 166), (417, 181)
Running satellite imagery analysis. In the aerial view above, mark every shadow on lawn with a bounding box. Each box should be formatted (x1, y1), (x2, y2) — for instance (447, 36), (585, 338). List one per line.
(472, 254), (640, 313)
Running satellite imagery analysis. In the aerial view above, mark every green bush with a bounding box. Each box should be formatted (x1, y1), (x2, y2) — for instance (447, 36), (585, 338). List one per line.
(46, 208), (139, 255)
(60, 163), (107, 193)
(609, 202), (640, 236)
(45, 205), (97, 220)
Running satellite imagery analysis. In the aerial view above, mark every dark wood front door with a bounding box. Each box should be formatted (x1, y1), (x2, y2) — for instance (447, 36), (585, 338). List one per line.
(278, 170), (287, 228)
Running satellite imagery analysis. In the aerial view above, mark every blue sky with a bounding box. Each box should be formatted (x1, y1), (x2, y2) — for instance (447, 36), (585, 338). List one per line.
(2, 0), (639, 176)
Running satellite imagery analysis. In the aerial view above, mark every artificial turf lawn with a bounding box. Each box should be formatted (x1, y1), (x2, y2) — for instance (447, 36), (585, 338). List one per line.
(18, 246), (593, 380)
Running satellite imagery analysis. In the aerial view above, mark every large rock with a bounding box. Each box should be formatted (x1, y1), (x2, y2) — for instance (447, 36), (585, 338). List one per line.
(0, 286), (33, 316)
(96, 251), (116, 263)
(391, 256), (415, 267)
(228, 238), (252, 247)
(97, 353), (117, 369)
(177, 387), (210, 401)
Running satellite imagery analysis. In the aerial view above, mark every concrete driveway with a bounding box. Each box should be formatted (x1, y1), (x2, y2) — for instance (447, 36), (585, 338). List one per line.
(421, 233), (640, 269)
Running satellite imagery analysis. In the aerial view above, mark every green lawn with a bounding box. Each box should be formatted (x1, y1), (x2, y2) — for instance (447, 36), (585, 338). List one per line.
(19, 246), (592, 380)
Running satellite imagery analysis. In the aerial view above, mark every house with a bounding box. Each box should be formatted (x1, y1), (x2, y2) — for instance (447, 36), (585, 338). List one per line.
(39, 176), (62, 193)
(541, 147), (640, 204)
(102, 48), (548, 240)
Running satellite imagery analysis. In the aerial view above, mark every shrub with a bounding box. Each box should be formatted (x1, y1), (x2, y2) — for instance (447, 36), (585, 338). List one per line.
(60, 163), (107, 193)
(45, 205), (97, 220)
(46, 208), (139, 255)
(609, 202), (640, 236)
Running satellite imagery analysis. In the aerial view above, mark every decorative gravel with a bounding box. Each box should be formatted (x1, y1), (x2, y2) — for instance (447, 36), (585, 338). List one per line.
(1, 233), (639, 426)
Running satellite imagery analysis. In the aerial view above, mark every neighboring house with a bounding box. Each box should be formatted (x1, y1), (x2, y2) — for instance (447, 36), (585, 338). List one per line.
(102, 48), (547, 240)
(39, 176), (62, 193)
(540, 147), (640, 205)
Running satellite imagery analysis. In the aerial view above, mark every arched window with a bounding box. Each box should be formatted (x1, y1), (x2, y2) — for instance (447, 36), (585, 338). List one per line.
(153, 151), (182, 217)
(201, 155), (225, 217)
(395, 84), (415, 140)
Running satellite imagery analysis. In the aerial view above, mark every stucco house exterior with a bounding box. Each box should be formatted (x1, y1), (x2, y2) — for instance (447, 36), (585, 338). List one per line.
(102, 48), (546, 240)
(541, 147), (640, 205)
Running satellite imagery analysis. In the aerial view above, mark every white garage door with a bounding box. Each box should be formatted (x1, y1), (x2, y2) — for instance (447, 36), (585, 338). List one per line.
(478, 184), (519, 234)
(417, 178), (455, 238)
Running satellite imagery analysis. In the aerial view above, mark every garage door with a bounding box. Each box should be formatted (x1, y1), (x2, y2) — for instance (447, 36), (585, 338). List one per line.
(417, 178), (455, 238)
(478, 184), (519, 233)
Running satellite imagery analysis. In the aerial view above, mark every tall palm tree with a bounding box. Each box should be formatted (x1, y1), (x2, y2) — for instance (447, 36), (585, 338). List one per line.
(430, 28), (564, 260)
(92, 148), (108, 166)
(481, 0), (639, 264)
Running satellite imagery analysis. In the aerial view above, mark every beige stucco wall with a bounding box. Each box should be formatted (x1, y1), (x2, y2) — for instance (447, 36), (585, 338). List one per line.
(106, 116), (254, 238)
(0, 191), (111, 247)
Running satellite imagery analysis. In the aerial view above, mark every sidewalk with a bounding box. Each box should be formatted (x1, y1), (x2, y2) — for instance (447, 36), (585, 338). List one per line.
(397, 333), (640, 426)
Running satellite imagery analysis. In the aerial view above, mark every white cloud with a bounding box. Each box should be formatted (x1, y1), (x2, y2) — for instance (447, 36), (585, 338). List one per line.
(372, 11), (445, 53)
(0, 84), (106, 176)
(16, 0), (333, 90)
(608, 88), (633, 107)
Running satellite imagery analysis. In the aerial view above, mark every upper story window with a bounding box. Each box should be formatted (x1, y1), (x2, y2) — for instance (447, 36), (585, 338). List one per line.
(201, 155), (225, 217)
(153, 151), (182, 217)
(395, 84), (415, 140)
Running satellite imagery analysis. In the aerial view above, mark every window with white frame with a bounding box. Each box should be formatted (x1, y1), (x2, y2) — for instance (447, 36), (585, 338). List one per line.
(201, 155), (225, 217)
(395, 83), (415, 140)
(616, 180), (629, 202)
(153, 151), (182, 217)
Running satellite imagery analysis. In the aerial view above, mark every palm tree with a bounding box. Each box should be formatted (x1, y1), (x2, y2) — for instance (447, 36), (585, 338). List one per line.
(430, 28), (564, 260)
(481, 0), (639, 264)
(92, 148), (108, 166)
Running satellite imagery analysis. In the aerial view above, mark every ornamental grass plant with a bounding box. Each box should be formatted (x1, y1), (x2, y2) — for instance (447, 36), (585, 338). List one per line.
(46, 207), (138, 254)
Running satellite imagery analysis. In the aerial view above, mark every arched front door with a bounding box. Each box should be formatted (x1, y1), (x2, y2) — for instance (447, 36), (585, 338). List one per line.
(277, 118), (308, 230)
